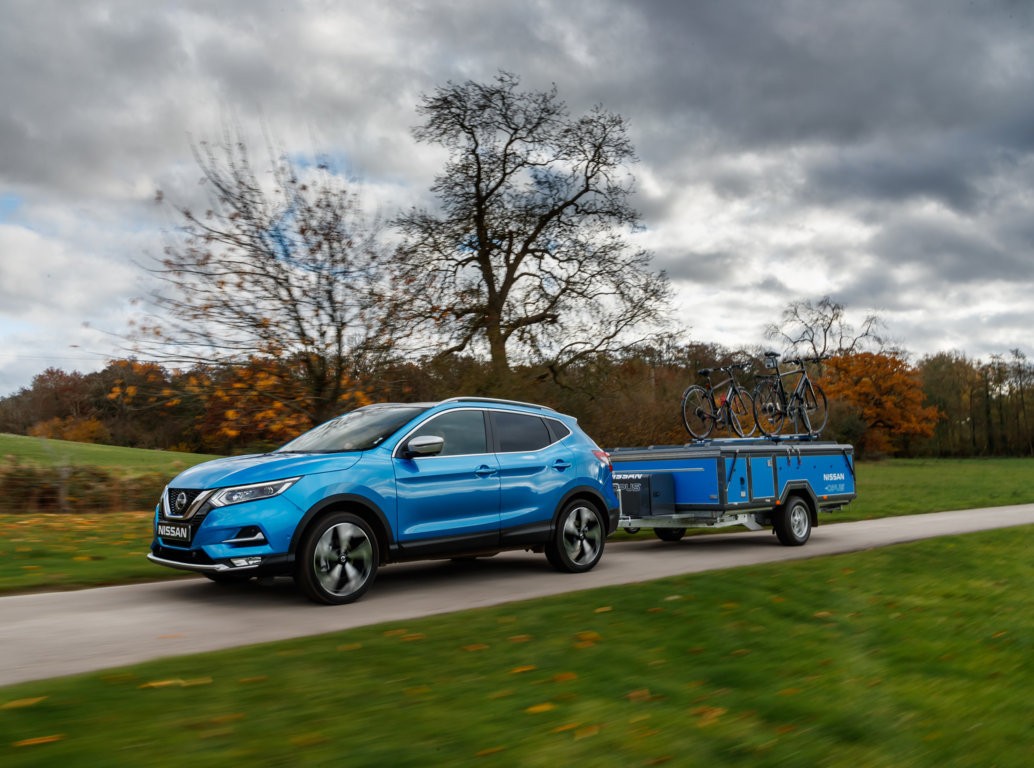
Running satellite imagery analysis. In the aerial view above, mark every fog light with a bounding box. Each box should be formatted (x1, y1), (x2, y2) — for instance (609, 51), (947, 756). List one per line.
(230, 556), (263, 567)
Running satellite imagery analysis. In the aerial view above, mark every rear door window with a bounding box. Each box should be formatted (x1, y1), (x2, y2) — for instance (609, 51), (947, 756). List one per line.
(491, 411), (552, 453)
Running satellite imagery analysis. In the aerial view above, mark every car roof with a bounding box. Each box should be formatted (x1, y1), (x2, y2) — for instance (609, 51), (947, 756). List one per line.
(437, 396), (556, 412)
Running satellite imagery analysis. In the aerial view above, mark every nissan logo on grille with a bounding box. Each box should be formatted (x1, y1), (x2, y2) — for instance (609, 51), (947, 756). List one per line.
(174, 492), (188, 514)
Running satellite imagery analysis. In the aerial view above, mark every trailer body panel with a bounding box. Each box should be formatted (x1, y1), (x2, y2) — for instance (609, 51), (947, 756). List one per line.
(610, 439), (855, 534)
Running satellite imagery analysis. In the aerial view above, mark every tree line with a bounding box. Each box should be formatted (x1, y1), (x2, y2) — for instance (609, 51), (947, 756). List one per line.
(2, 342), (1031, 459)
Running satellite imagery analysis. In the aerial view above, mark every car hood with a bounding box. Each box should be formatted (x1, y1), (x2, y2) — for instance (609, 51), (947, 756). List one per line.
(169, 452), (363, 489)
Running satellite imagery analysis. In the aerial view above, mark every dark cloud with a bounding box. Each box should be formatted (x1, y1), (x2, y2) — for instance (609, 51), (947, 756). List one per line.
(1, 0), (1033, 392)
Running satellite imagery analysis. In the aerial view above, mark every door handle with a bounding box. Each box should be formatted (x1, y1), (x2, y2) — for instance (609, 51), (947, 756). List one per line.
(475, 465), (497, 477)
(552, 459), (572, 471)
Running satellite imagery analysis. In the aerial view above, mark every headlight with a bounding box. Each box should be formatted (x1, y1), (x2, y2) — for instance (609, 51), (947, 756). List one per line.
(209, 477), (301, 507)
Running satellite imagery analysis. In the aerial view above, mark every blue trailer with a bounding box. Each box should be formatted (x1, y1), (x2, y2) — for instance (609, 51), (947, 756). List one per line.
(609, 438), (856, 546)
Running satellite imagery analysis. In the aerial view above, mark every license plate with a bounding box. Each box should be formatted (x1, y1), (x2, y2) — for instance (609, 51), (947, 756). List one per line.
(158, 522), (191, 544)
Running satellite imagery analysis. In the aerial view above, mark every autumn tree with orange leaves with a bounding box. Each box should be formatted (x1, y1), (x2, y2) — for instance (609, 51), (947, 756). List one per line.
(821, 351), (941, 456)
(192, 358), (372, 451)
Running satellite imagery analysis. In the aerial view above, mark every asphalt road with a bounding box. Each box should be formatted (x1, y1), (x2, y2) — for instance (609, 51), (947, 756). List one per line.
(2, 506), (1032, 687)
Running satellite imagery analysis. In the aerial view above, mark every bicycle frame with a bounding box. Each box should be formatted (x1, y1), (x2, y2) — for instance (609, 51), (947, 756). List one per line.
(682, 363), (757, 439)
(755, 356), (825, 436)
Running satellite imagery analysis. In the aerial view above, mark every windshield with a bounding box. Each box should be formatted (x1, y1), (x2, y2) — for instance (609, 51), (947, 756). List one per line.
(276, 406), (429, 453)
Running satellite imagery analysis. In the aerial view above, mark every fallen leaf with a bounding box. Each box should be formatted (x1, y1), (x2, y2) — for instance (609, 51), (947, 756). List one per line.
(551, 723), (580, 733)
(2, 697), (47, 709)
(14, 734), (64, 747)
(525, 702), (555, 714)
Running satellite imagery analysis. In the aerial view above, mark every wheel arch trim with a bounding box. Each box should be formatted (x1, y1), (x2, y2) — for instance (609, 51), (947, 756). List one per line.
(290, 494), (394, 561)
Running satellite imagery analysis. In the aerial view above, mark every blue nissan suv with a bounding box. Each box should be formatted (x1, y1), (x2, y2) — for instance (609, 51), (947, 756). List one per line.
(149, 397), (620, 604)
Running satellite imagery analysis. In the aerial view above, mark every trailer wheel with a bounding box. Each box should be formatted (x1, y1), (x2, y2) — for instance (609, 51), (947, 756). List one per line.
(623, 527), (641, 535)
(774, 496), (811, 546)
(654, 527), (686, 542)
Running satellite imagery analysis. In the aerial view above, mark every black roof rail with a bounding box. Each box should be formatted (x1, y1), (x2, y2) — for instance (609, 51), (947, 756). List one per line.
(439, 396), (556, 412)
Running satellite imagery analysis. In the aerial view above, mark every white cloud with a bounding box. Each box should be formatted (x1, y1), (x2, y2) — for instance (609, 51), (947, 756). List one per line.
(2, 0), (1034, 394)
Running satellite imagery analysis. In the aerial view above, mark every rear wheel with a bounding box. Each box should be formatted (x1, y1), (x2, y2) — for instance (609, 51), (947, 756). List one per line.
(296, 512), (379, 604)
(546, 500), (605, 573)
(654, 527), (686, 542)
(681, 385), (714, 439)
(773, 495), (812, 546)
(753, 380), (785, 436)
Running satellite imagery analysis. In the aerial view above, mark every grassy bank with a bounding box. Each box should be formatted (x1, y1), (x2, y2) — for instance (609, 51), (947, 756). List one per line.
(2, 456), (1034, 593)
(0, 433), (219, 476)
(1, 527), (1030, 766)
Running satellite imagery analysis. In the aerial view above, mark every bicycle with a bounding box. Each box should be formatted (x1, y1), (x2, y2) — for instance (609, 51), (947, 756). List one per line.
(752, 353), (829, 437)
(680, 363), (758, 439)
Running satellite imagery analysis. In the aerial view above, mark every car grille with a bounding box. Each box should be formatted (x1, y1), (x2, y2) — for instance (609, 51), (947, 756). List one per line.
(163, 487), (211, 520)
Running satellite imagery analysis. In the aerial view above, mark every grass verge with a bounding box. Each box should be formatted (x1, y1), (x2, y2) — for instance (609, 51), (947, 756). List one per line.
(0, 512), (189, 593)
(3, 457), (1034, 593)
(0, 433), (219, 476)
(1, 527), (1031, 766)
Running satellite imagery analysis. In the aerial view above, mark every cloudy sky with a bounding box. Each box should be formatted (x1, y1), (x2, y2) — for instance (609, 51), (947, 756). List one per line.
(1, 0), (1032, 395)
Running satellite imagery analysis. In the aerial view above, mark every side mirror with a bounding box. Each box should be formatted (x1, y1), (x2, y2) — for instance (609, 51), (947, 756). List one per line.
(405, 435), (445, 458)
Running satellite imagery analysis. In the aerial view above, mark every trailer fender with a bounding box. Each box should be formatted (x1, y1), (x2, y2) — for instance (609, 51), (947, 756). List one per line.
(777, 482), (818, 527)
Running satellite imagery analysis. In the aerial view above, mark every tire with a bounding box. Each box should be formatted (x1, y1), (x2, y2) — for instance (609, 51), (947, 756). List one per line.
(295, 512), (379, 605)
(773, 495), (812, 546)
(623, 527), (641, 535)
(681, 385), (714, 439)
(545, 500), (606, 573)
(753, 380), (785, 436)
(729, 389), (758, 437)
(801, 384), (829, 435)
(654, 527), (686, 542)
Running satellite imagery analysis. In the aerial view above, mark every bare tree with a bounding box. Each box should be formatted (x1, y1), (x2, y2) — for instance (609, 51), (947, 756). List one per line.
(392, 72), (670, 381)
(765, 296), (885, 360)
(140, 132), (390, 426)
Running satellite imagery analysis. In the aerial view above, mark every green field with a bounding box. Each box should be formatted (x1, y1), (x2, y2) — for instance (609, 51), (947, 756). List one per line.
(1, 439), (1031, 764)
(1, 527), (1030, 766)
(2, 435), (1034, 594)
(0, 433), (220, 476)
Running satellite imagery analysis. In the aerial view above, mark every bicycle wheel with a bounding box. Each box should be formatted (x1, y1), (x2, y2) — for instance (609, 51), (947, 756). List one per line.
(753, 380), (785, 436)
(729, 389), (758, 437)
(801, 383), (829, 435)
(681, 385), (715, 439)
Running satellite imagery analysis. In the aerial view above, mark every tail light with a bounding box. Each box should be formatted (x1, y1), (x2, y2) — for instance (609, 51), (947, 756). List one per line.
(592, 449), (612, 470)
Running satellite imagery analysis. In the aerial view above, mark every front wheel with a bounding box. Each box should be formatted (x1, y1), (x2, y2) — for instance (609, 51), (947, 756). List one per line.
(296, 512), (379, 605)
(729, 389), (758, 437)
(800, 384), (829, 435)
(681, 385), (715, 439)
(773, 496), (812, 546)
(546, 500), (606, 573)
